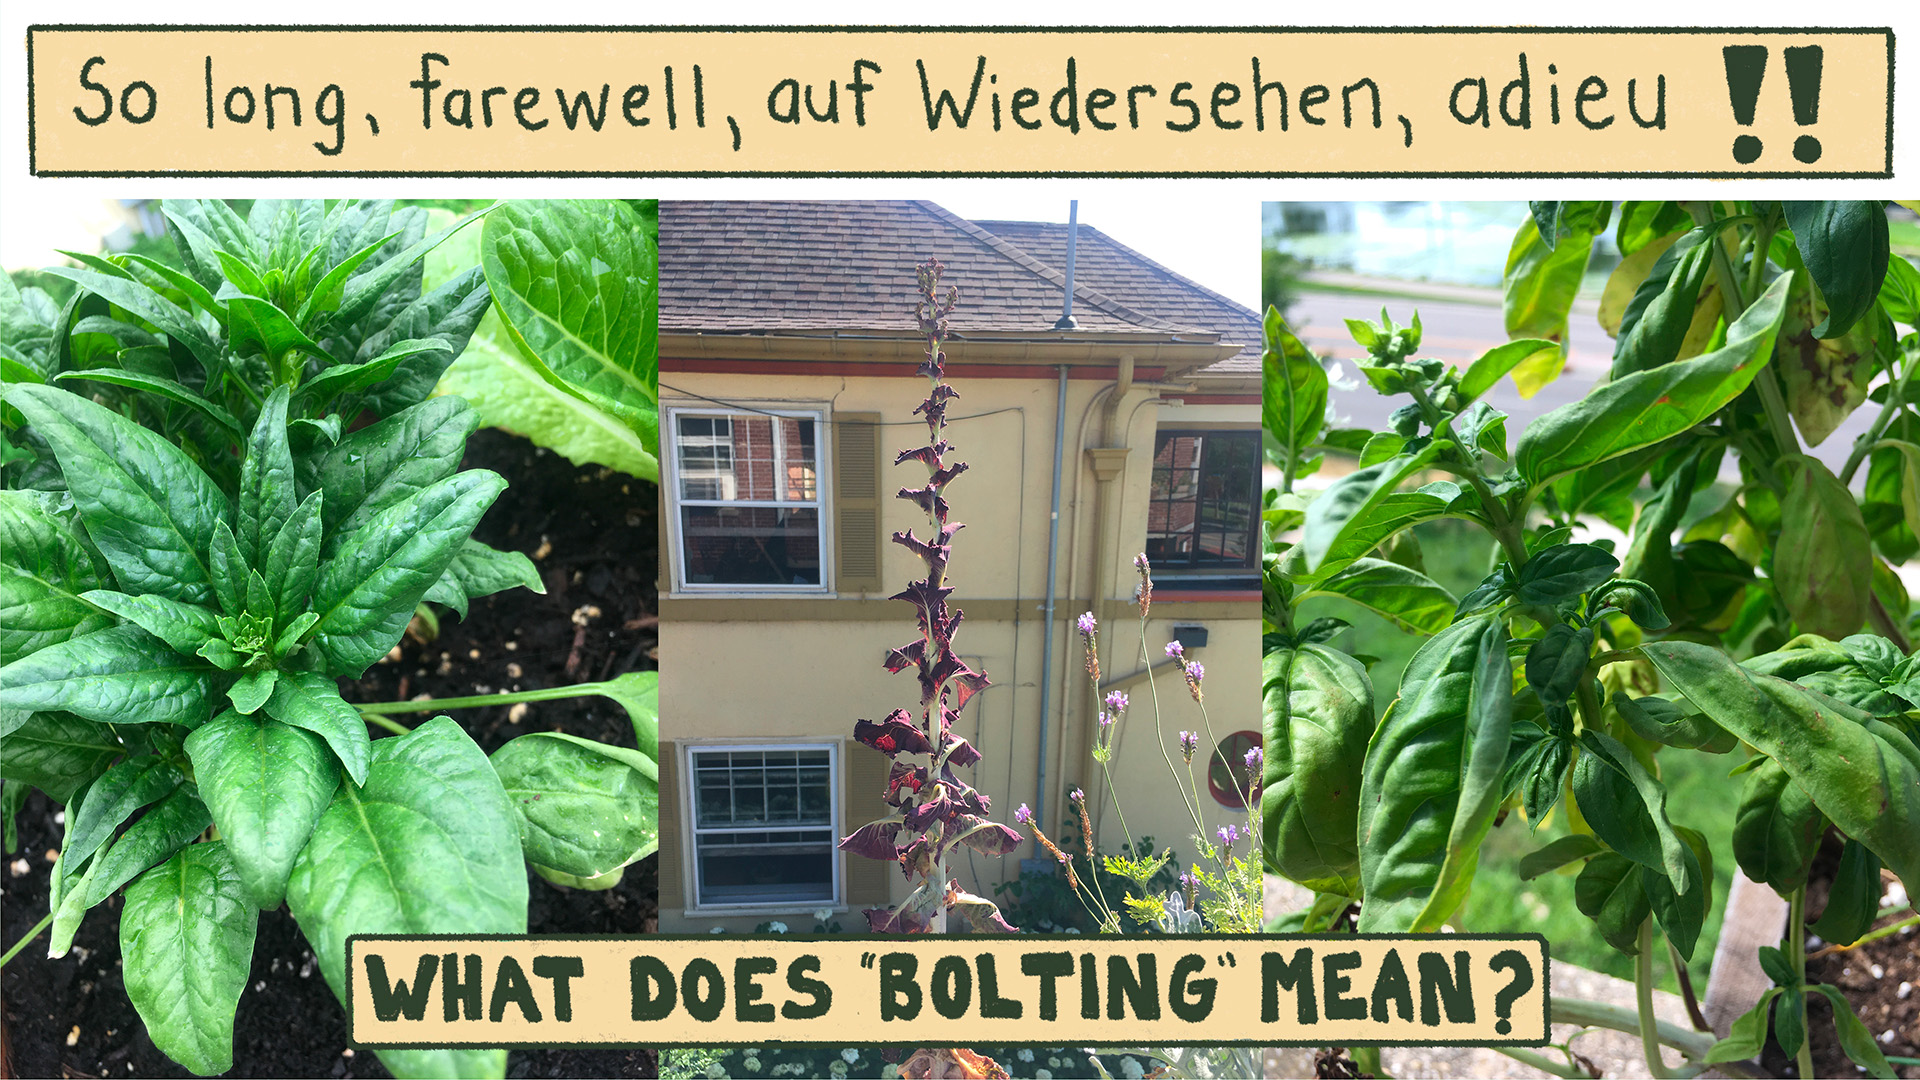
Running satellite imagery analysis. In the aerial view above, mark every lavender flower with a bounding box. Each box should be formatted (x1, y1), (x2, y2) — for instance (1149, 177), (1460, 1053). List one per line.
(1077, 612), (1098, 636)
(1097, 710), (1115, 729)
(1217, 824), (1240, 852)
(1178, 730), (1200, 762)
(1133, 553), (1153, 617)
(1184, 660), (1205, 703)
(1104, 690), (1129, 715)
(1244, 745), (1263, 775)
(1134, 553), (1151, 571)
(1016, 803), (1033, 826)
(1165, 639), (1185, 660)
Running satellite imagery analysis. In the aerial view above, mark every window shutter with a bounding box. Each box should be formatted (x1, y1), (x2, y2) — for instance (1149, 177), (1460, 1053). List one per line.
(834, 412), (884, 594)
(844, 742), (894, 908)
(657, 742), (686, 911)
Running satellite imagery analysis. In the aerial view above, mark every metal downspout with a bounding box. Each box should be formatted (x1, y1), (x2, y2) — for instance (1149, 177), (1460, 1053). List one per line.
(1034, 364), (1071, 834)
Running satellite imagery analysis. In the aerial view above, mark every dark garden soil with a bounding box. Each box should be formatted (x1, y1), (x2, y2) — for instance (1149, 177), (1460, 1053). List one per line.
(2, 430), (660, 1080)
(1757, 832), (1920, 1079)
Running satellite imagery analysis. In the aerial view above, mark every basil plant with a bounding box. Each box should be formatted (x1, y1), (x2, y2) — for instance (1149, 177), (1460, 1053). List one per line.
(1265, 200), (1920, 1079)
(1, 199), (658, 1079)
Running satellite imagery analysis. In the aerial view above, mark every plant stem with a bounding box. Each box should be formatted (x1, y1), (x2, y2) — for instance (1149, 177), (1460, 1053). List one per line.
(1551, 996), (1721, 1061)
(0, 911), (54, 970)
(1494, 1046), (1592, 1079)
(1688, 202), (1800, 458)
(1840, 349), (1916, 485)
(1666, 939), (1713, 1032)
(1806, 912), (1920, 960)
(358, 680), (630, 714)
(360, 711), (411, 735)
(1637, 918), (1680, 1079)
(1787, 884), (1816, 1080)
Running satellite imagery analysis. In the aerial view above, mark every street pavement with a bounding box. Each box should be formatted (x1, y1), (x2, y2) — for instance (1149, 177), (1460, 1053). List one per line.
(1286, 280), (1872, 477)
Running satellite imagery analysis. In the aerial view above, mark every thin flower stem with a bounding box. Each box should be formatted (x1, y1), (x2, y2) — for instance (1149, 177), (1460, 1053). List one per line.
(0, 911), (54, 970)
(357, 680), (630, 714)
(1805, 913), (1920, 960)
(1137, 613), (1206, 837)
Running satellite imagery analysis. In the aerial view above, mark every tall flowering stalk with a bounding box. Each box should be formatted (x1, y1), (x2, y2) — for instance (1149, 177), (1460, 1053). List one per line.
(837, 259), (1023, 940)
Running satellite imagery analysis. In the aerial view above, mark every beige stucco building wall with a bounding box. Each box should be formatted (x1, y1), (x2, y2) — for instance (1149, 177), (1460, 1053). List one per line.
(657, 348), (1258, 933)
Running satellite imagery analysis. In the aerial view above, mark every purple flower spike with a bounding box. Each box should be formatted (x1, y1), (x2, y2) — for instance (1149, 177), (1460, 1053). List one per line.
(1104, 690), (1128, 714)
(1015, 803), (1033, 826)
(1245, 745), (1264, 773)
(1216, 826), (1233, 847)
(1098, 710), (1115, 728)
(1134, 553), (1151, 571)
(1070, 787), (1085, 803)
(1165, 640), (1185, 660)
(1178, 730), (1199, 761)
(1184, 660), (1205, 703)
(1077, 612), (1098, 636)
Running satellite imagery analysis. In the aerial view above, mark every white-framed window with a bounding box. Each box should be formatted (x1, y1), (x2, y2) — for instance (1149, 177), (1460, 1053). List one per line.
(666, 405), (832, 592)
(685, 742), (841, 910)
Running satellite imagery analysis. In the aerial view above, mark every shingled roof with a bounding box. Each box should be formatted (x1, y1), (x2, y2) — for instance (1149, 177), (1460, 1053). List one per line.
(660, 200), (1257, 374)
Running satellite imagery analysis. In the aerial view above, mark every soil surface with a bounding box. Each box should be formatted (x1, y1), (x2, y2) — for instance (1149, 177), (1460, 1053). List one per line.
(1758, 832), (1920, 1079)
(2, 430), (660, 1079)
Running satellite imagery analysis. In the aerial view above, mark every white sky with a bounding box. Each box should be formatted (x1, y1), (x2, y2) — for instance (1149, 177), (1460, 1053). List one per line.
(1, 190), (1264, 314)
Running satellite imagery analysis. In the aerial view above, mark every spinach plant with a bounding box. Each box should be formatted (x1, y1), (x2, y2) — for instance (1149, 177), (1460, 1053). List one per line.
(0, 199), (657, 1079)
(1265, 200), (1920, 1079)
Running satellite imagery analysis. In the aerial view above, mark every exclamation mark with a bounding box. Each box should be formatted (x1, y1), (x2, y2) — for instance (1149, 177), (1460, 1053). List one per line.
(1784, 45), (1824, 163)
(1723, 44), (1768, 163)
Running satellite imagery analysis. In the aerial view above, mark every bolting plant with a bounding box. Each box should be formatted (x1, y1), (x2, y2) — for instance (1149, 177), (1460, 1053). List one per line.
(0, 199), (658, 1079)
(836, 258), (1023, 1080)
(1265, 200), (1920, 1079)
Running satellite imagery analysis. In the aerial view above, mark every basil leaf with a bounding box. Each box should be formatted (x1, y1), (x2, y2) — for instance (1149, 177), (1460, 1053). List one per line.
(1516, 543), (1619, 605)
(1459, 339), (1560, 404)
(1263, 640), (1375, 896)
(1809, 983), (1897, 1078)
(1732, 758), (1826, 895)
(1525, 624), (1594, 705)
(1265, 308), (1328, 473)
(287, 717), (525, 1080)
(1518, 834), (1603, 880)
(491, 731), (659, 881)
(1296, 558), (1457, 636)
(309, 470), (507, 678)
(186, 712), (338, 910)
(2, 384), (225, 604)
(1643, 641), (1920, 898)
(262, 491), (323, 628)
(1573, 730), (1696, 897)
(1706, 987), (1783, 1064)
(0, 624), (211, 729)
(51, 370), (242, 438)
(1806, 838), (1882, 947)
(1782, 201), (1891, 339)
(1575, 851), (1652, 954)
(1613, 692), (1736, 753)
(1776, 455), (1872, 640)
(1502, 216), (1591, 397)
(1777, 268), (1883, 446)
(1641, 825), (1712, 960)
(1302, 446), (1442, 574)
(1357, 615), (1510, 932)
(120, 842), (258, 1077)
(1515, 273), (1791, 487)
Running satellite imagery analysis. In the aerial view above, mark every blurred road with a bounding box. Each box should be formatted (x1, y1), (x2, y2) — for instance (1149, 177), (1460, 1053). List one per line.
(1286, 278), (1870, 476)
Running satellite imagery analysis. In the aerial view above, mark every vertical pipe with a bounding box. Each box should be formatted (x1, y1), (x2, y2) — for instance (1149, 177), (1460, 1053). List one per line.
(1034, 363), (1070, 830)
(1055, 200), (1080, 330)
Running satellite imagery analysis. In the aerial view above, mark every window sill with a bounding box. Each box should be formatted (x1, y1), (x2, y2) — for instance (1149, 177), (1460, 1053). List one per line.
(684, 901), (847, 918)
(1152, 588), (1260, 602)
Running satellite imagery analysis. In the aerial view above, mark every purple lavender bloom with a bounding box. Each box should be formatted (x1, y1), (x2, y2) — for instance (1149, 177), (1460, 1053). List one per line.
(1178, 730), (1199, 760)
(1097, 710), (1115, 728)
(1185, 661), (1205, 682)
(1015, 803), (1033, 826)
(1216, 826), (1233, 847)
(1076, 612), (1098, 636)
(1134, 553), (1151, 571)
(1105, 690), (1129, 714)
(1069, 787), (1084, 803)
(1245, 745), (1264, 773)
(1164, 640), (1185, 660)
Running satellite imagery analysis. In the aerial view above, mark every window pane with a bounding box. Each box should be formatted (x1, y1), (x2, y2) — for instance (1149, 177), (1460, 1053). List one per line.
(676, 414), (818, 504)
(697, 829), (835, 903)
(1145, 431), (1258, 572)
(691, 748), (837, 905)
(681, 506), (822, 585)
